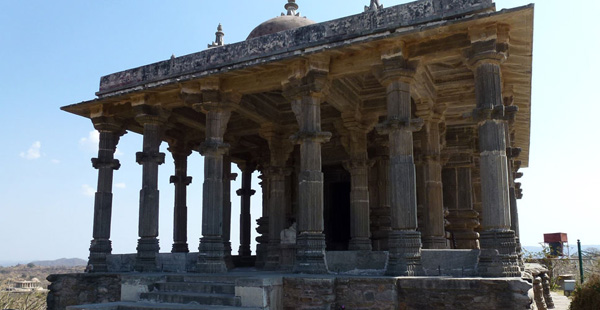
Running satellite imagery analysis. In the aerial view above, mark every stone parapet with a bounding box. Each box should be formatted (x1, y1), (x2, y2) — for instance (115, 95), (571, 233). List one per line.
(97, 0), (494, 96)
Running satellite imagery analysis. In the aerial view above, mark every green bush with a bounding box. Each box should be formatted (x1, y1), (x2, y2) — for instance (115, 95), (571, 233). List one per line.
(570, 274), (600, 310)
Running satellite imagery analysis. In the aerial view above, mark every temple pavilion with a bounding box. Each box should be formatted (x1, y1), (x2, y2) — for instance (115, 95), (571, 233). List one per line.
(53, 0), (535, 309)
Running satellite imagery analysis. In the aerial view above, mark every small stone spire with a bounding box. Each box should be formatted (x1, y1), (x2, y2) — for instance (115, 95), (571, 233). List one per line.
(283, 0), (300, 17)
(365, 0), (383, 11)
(208, 23), (225, 48)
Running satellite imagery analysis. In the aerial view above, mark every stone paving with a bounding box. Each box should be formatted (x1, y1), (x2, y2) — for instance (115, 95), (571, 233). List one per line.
(551, 292), (571, 310)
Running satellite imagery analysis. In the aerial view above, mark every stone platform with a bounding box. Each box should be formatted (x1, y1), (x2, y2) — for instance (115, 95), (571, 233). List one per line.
(48, 271), (533, 310)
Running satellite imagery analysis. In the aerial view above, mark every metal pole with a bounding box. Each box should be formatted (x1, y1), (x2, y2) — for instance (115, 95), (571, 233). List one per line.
(577, 239), (584, 284)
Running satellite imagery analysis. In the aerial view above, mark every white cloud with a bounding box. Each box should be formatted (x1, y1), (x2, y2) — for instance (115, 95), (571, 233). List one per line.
(81, 184), (95, 197)
(79, 131), (99, 153)
(20, 141), (42, 160)
(51, 159), (60, 164)
(79, 130), (124, 156)
(114, 183), (126, 189)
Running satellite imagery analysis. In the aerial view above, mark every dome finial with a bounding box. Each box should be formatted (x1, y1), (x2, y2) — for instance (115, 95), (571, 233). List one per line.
(365, 0), (383, 12)
(284, 0), (300, 17)
(208, 23), (225, 48)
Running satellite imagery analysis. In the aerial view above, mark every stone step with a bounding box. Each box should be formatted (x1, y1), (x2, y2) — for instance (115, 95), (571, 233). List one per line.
(155, 281), (236, 295)
(67, 301), (262, 310)
(141, 292), (241, 307)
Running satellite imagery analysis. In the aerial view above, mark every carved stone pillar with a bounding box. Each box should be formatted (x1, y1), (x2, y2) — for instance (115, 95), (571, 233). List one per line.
(443, 166), (480, 249)
(508, 149), (523, 265)
(223, 157), (236, 269)
(264, 167), (291, 270)
(134, 106), (168, 272)
(254, 171), (270, 268)
(420, 119), (447, 249)
(468, 26), (520, 277)
(284, 66), (331, 274)
(370, 147), (391, 251)
(259, 125), (294, 270)
(375, 49), (423, 276)
(88, 117), (125, 272)
(237, 163), (256, 258)
(169, 143), (192, 253)
(339, 115), (376, 251)
(194, 86), (237, 273)
(343, 159), (373, 251)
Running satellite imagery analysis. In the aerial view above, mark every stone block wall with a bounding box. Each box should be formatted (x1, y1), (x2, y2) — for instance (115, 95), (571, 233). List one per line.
(47, 273), (121, 310)
(283, 276), (533, 310)
(397, 278), (532, 310)
(335, 278), (398, 310)
(283, 277), (336, 310)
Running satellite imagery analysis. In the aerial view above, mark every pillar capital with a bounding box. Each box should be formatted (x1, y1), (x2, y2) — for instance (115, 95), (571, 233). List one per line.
(376, 118), (424, 134)
(282, 70), (330, 100)
(133, 105), (170, 126)
(342, 158), (375, 173)
(290, 131), (332, 144)
(236, 188), (256, 197)
(374, 47), (419, 86)
(135, 151), (165, 165)
(199, 141), (230, 156)
(91, 116), (127, 135)
(91, 157), (121, 170)
(466, 23), (510, 69)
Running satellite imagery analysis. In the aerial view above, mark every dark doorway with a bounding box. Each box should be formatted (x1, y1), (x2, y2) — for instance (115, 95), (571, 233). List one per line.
(323, 165), (351, 250)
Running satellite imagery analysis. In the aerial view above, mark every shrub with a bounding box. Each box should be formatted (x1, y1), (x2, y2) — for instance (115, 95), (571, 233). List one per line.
(570, 274), (600, 310)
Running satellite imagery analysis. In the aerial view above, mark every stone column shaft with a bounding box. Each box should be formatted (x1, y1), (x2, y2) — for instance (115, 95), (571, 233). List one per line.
(135, 115), (166, 272)
(170, 148), (192, 253)
(376, 58), (423, 276)
(222, 157), (235, 268)
(254, 172), (270, 268)
(469, 38), (520, 276)
(238, 165), (255, 257)
(88, 123), (123, 272)
(286, 71), (331, 274)
(421, 122), (446, 249)
(265, 168), (288, 270)
(197, 103), (232, 273)
(444, 166), (480, 249)
(345, 160), (372, 250)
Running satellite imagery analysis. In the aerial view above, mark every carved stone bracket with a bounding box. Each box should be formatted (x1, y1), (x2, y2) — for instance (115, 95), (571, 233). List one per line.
(376, 118), (424, 134)
(92, 158), (121, 170)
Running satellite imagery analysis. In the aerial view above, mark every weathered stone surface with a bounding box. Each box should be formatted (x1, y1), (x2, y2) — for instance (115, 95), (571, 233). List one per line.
(335, 277), (398, 310)
(47, 273), (121, 310)
(396, 277), (532, 310)
(282, 277), (335, 310)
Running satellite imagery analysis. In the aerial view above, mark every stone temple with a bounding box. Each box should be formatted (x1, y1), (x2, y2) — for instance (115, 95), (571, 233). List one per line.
(50, 0), (535, 309)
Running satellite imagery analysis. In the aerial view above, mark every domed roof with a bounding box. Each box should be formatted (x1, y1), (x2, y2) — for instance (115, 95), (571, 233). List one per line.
(247, 0), (316, 40)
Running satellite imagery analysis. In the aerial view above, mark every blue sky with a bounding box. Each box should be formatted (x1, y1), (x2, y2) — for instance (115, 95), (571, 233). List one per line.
(0, 0), (598, 262)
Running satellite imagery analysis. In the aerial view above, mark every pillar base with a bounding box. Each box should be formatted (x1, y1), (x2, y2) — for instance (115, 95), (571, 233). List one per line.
(294, 232), (329, 274)
(88, 239), (112, 273)
(422, 236), (448, 249)
(348, 238), (373, 251)
(264, 243), (280, 271)
(238, 245), (252, 258)
(171, 242), (189, 253)
(197, 237), (228, 273)
(223, 241), (235, 270)
(478, 229), (521, 277)
(135, 238), (159, 272)
(385, 230), (422, 276)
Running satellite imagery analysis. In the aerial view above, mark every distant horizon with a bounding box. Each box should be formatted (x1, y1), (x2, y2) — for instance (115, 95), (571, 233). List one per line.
(2, 243), (599, 267)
